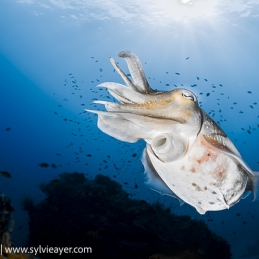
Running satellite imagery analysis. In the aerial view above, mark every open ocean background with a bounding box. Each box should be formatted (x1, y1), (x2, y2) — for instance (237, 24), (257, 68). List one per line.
(1, 1), (259, 258)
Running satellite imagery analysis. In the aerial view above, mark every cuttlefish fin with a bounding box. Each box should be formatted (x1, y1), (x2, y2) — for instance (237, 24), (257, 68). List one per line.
(245, 171), (259, 201)
(203, 134), (259, 201)
(118, 51), (155, 94)
(241, 191), (251, 199)
(141, 147), (184, 206)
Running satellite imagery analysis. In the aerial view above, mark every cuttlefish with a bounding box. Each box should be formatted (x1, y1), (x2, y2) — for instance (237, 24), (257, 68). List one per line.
(86, 51), (259, 214)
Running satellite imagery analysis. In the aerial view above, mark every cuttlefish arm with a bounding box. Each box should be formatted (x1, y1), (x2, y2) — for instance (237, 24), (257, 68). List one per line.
(87, 51), (201, 155)
(118, 51), (155, 94)
(86, 109), (186, 144)
(109, 56), (138, 92)
(96, 82), (152, 104)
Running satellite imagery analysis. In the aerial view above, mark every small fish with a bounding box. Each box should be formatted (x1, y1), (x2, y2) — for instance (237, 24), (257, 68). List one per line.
(51, 164), (57, 169)
(0, 171), (12, 178)
(87, 51), (259, 214)
(38, 163), (49, 168)
(5, 127), (11, 131)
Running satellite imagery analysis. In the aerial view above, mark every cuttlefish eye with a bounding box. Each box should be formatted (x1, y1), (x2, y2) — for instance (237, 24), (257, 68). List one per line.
(181, 90), (196, 102)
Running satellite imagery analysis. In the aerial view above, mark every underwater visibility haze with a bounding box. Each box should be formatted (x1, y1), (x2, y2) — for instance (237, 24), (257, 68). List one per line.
(1, 0), (259, 258)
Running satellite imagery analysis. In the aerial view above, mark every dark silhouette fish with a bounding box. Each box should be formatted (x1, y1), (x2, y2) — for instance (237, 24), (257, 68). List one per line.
(0, 171), (12, 178)
(38, 163), (49, 168)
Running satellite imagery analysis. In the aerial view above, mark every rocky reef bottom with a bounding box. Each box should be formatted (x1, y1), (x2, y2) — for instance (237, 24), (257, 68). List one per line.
(22, 172), (232, 259)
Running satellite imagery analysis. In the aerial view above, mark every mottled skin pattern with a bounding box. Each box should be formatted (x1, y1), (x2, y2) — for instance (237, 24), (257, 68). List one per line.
(147, 112), (248, 214)
(87, 51), (259, 214)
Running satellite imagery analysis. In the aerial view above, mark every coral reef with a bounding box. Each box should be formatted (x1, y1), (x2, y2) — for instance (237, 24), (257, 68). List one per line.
(24, 172), (232, 259)
(0, 194), (38, 259)
(0, 193), (14, 248)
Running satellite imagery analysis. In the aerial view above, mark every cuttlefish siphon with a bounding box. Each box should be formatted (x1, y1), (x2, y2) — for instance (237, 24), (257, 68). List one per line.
(86, 51), (259, 214)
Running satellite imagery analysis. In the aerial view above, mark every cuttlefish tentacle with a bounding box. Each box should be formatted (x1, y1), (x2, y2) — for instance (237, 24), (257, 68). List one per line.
(118, 51), (155, 94)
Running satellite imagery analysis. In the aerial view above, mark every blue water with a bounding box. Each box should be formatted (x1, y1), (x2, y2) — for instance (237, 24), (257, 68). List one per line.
(1, 1), (259, 258)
